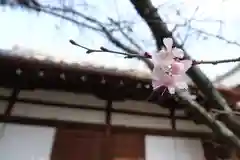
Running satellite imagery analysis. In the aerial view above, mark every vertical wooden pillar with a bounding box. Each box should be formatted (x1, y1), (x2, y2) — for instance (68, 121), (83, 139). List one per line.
(104, 99), (113, 160)
(4, 87), (20, 118)
(201, 141), (218, 160)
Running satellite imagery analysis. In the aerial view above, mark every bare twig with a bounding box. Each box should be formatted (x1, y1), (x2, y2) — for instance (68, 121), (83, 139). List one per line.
(192, 28), (240, 47)
(69, 39), (149, 59)
(108, 18), (144, 51)
(70, 39), (240, 65)
(177, 90), (240, 149)
(193, 57), (240, 65)
(24, 4), (154, 69)
(180, 6), (199, 47)
(211, 108), (240, 116)
(33, 6), (102, 32)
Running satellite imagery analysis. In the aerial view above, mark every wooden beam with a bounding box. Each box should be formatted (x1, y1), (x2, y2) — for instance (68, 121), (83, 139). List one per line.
(0, 115), (213, 139)
(0, 95), (190, 120)
(105, 100), (112, 130)
(170, 107), (176, 130)
(104, 100), (113, 160)
(4, 87), (20, 117)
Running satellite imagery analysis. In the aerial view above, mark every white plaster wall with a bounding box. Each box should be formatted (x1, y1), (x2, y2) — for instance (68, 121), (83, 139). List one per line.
(0, 87), (12, 115)
(0, 100), (8, 114)
(176, 120), (211, 133)
(113, 100), (169, 114)
(112, 112), (211, 132)
(0, 87), (212, 132)
(12, 102), (106, 124)
(111, 113), (172, 129)
(0, 123), (56, 160)
(145, 135), (206, 160)
(0, 87), (12, 97)
(19, 90), (106, 108)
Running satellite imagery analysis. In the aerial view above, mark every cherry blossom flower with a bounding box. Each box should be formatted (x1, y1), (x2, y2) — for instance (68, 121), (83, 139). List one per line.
(151, 37), (193, 94)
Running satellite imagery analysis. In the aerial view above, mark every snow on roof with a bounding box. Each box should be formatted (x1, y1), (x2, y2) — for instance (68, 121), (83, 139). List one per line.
(0, 45), (194, 85)
(5, 45), (153, 80)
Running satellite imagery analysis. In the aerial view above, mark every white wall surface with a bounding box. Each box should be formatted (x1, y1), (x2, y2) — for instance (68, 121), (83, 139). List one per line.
(0, 123), (56, 160)
(0, 87), (212, 133)
(145, 135), (206, 160)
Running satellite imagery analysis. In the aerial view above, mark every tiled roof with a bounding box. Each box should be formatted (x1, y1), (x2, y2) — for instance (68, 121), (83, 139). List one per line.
(2, 45), (152, 81)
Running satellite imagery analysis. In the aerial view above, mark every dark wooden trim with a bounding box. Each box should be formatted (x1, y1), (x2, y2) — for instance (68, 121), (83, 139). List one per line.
(4, 87), (20, 116)
(104, 100), (113, 160)
(106, 100), (112, 126)
(105, 100), (112, 135)
(170, 107), (176, 130)
(0, 95), (190, 120)
(0, 115), (213, 139)
(111, 108), (189, 120)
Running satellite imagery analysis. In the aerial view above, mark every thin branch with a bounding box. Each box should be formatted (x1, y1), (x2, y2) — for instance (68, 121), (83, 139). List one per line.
(177, 90), (240, 149)
(33, 6), (102, 32)
(180, 6), (199, 47)
(193, 57), (240, 65)
(24, 4), (154, 69)
(211, 109), (240, 116)
(192, 28), (240, 47)
(69, 39), (149, 59)
(108, 18), (144, 51)
(130, 0), (240, 148)
(70, 39), (240, 65)
(12, 3), (240, 70)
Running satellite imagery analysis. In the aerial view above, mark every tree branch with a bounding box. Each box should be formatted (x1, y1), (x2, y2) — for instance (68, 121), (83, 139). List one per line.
(129, 0), (240, 136)
(177, 90), (240, 149)
(129, 0), (240, 148)
(39, 5), (154, 69)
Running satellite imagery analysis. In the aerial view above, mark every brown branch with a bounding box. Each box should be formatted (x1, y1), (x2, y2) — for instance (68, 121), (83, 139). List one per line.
(108, 18), (144, 51)
(192, 28), (240, 47)
(70, 39), (240, 65)
(69, 39), (146, 58)
(45, 5), (153, 69)
(193, 57), (240, 65)
(180, 6), (199, 47)
(36, 7), (102, 32)
(129, 0), (240, 148)
(177, 90), (240, 149)
(25, 4), (154, 69)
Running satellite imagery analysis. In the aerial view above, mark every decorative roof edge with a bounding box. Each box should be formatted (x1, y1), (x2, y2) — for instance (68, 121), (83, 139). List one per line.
(0, 46), (152, 82)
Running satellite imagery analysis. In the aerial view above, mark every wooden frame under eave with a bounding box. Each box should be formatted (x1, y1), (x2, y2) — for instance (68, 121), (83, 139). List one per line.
(0, 115), (213, 139)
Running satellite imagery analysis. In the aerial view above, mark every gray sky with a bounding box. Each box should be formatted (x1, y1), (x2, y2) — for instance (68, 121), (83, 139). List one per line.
(0, 0), (240, 81)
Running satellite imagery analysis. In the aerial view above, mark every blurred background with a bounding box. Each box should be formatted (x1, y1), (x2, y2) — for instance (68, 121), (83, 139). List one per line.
(0, 0), (239, 83)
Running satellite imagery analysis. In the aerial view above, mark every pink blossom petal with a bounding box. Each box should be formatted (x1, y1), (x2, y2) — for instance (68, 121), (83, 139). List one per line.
(172, 47), (184, 58)
(161, 54), (174, 66)
(171, 61), (184, 74)
(150, 37), (191, 95)
(168, 86), (175, 94)
(163, 38), (173, 52)
(181, 60), (193, 72)
(172, 75), (187, 85)
(162, 74), (176, 87)
(175, 82), (188, 90)
(152, 80), (164, 90)
(152, 67), (165, 81)
(152, 50), (165, 66)
(173, 75), (187, 83)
